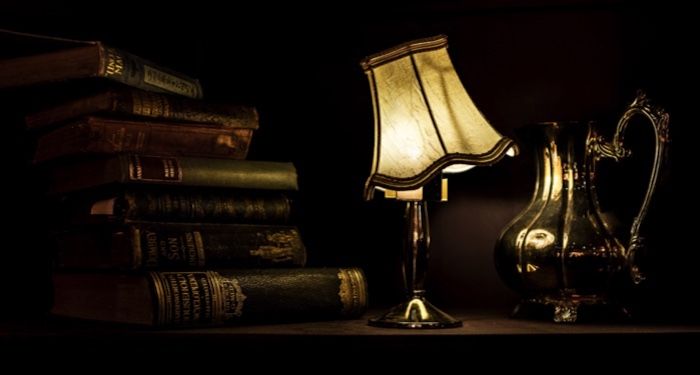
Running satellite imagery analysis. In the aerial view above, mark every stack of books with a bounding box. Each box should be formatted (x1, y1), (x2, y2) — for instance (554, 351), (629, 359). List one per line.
(0, 29), (367, 327)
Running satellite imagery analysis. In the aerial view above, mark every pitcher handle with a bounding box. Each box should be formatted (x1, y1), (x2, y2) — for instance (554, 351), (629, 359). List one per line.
(592, 91), (670, 284)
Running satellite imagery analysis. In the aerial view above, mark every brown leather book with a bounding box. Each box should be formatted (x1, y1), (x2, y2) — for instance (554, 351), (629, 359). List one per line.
(33, 116), (254, 164)
(25, 88), (258, 130)
(0, 29), (202, 98)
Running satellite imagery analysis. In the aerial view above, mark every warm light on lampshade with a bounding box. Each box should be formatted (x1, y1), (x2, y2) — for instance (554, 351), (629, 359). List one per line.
(361, 35), (518, 329)
(361, 35), (517, 200)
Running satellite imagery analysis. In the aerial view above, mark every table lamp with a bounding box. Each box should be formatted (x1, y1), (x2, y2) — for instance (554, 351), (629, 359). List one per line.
(361, 35), (517, 328)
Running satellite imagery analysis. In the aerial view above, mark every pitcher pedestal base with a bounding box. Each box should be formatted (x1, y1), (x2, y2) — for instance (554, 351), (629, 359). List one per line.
(512, 295), (630, 323)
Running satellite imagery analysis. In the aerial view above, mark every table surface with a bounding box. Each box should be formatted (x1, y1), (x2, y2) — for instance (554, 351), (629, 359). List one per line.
(2, 310), (699, 361)
(4, 310), (699, 336)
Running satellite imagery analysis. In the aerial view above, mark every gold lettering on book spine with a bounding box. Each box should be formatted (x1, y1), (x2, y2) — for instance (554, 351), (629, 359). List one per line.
(143, 65), (199, 98)
(199, 272), (213, 321)
(187, 273), (202, 321)
(128, 155), (183, 182)
(167, 274), (182, 322)
(142, 229), (160, 267)
(207, 271), (225, 323)
(104, 48), (124, 78)
(128, 154), (143, 180)
(131, 91), (171, 118)
(151, 271), (221, 326)
(338, 268), (367, 317)
(132, 227), (143, 269)
(207, 271), (246, 322)
(150, 272), (170, 325)
(161, 158), (182, 180)
(176, 273), (190, 322)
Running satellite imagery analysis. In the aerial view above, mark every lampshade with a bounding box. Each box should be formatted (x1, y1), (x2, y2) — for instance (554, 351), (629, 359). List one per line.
(361, 35), (517, 200)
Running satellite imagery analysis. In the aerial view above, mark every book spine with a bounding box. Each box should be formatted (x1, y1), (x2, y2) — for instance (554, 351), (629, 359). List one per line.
(124, 90), (259, 129)
(48, 155), (298, 195)
(55, 223), (306, 270)
(123, 190), (292, 223)
(25, 90), (259, 130)
(0, 45), (99, 89)
(33, 118), (253, 164)
(120, 155), (299, 190)
(98, 46), (203, 99)
(24, 91), (116, 130)
(149, 268), (367, 326)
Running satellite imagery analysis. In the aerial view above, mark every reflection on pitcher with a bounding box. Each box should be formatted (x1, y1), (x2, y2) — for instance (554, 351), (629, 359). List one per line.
(494, 92), (669, 323)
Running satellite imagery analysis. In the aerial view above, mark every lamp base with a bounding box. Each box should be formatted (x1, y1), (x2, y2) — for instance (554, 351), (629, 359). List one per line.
(368, 296), (462, 329)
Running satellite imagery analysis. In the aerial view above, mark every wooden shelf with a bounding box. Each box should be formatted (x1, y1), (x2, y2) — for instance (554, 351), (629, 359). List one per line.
(5, 310), (700, 335)
(3, 310), (699, 356)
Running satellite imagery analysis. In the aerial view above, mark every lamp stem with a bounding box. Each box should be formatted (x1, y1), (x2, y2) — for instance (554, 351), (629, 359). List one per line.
(367, 199), (461, 328)
(404, 201), (429, 298)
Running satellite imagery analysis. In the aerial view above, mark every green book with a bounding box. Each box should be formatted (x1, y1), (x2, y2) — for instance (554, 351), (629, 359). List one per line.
(52, 268), (368, 327)
(56, 186), (294, 226)
(47, 154), (298, 195)
(53, 222), (307, 270)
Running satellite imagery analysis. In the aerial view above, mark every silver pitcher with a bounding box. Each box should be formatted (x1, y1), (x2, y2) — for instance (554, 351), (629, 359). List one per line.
(494, 92), (669, 322)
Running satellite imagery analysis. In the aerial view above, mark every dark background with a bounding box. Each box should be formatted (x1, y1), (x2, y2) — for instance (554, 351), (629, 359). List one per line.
(1, 0), (693, 320)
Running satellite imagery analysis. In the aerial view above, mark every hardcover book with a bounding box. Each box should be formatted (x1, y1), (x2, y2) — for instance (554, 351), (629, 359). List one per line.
(52, 268), (368, 326)
(47, 154), (298, 194)
(54, 222), (307, 270)
(57, 187), (293, 225)
(0, 29), (202, 98)
(33, 116), (255, 163)
(25, 88), (258, 130)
